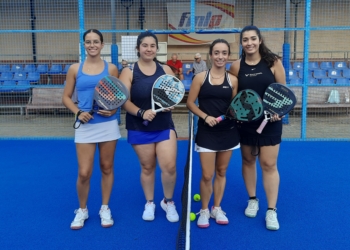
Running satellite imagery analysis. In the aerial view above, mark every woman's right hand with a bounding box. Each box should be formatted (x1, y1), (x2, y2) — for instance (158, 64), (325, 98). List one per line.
(205, 116), (218, 127)
(78, 111), (93, 123)
(143, 109), (156, 122)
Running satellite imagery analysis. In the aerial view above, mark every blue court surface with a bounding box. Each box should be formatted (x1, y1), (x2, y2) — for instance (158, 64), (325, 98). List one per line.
(0, 140), (349, 250)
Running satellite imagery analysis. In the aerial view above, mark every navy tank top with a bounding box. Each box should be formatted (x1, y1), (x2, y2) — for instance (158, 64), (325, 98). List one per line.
(125, 62), (175, 131)
(197, 70), (235, 131)
(238, 57), (282, 136)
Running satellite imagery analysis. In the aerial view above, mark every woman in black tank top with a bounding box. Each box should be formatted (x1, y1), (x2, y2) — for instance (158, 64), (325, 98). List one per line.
(229, 26), (286, 231)
(187, 39), (239, 228)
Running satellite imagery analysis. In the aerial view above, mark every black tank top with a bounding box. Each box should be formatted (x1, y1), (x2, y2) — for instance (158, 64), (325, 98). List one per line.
(238, 57), (275, 97)
(197, 70), (235, 131)
(238, 57), (282, 135)
(126, 62), (174, 131)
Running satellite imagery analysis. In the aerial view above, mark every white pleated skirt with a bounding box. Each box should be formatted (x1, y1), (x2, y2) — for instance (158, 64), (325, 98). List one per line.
(74, 119), (121, 143)
(195, 143), (240, 153)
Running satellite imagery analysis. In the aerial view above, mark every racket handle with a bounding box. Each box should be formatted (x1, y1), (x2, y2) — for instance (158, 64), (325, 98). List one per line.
(143, 120), (149, 126)
(216, 115), (225, 122)
(256, 119), (268, 134)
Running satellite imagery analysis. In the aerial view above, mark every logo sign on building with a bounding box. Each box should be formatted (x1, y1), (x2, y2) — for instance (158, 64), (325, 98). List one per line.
(167, 1), (235, 45)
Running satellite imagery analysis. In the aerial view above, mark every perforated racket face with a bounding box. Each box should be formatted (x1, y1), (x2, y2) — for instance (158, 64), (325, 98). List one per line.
(94, 76), (129, 110)
(152, 74), (185, 109)
(228, 89), (263, 122)
(262, 83), (297, 116)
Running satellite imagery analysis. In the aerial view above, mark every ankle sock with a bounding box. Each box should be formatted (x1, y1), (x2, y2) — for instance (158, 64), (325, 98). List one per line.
(164, 197), (173, 203)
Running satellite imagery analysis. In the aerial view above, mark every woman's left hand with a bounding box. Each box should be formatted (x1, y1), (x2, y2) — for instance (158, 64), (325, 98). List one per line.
(162, 107), (174, 112)
(98, 109), (117, 117)
(270, 114), (283, 122)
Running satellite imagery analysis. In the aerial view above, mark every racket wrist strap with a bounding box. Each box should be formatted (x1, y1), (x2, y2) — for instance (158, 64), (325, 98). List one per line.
(75, 110), (84, 119)
(137, 109), (145, 118)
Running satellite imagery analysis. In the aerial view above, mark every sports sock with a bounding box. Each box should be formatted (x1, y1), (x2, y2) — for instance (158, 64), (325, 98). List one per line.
(164, 197), (173, 203)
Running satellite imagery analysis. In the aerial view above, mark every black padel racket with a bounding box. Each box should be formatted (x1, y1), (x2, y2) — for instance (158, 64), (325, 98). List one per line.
(74, 75), (129, 129)
(216, 89), (264, 122)
(143, 74), (185, 126)
(256, 83), (297, 134)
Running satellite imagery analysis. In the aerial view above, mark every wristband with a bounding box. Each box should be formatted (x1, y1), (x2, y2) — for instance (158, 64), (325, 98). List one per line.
(137, 109), (145, 118)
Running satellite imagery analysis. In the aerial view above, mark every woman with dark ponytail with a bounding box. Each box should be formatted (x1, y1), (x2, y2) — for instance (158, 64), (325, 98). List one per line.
(119, 31), (179, 223)
(229, 25), (286, 231)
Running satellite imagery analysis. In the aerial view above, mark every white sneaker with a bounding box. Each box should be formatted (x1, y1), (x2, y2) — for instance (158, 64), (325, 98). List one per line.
(245, 199), (259, 217)
(70, 208), (89, 230)
(266, 209), (280, 230)
(160, 199), (179, 222)
(210, 206), (229, 225)
(142, 202), (155, 221)
(196, 209), (210, 228)
(99, 207), (114, 228)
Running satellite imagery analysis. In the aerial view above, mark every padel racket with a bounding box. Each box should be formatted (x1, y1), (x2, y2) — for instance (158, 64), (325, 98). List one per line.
(256, 83), (297, 134)
(143, 74), (185, 126)
(216, 89), (264, 122)
(74, 75), (129, 129)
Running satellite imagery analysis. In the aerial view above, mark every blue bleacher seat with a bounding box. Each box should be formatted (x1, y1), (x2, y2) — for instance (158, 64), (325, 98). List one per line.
(0, 64), (11, 73)
(298, 70), (313, 79)
(289, 70), (299, 79)
(320, 61), (333, 71)
(335, 78), (349, 85)
(16, 80), (31, 91)
(342, 69), (350, 79)
(13, 72), (27, 81)
(183, 63), (193, 71)
(10, 64), (23, 73)
(313, 69), (328, 79)
(23, 64), (37, 73)
(308, 62), (319, 71)
(62, 64), (71, 74)
(308, 78), (319, 84)
(328, 69), (342, 79)
(320, 78), (334, 84)
(290, 78), (302, 84)
(36, 64), (49, 73)
(334, 61), (348, 70)
(1, 80), (16, 92)
(182, 63), (193, 90)
(183, 80), (192, 92)
(225, 63), (232, 70)
(49, 64), (62, 74)
(293, 62), (303, 71)
(0, 72), (13, 82)
(27, 72), (40, 83)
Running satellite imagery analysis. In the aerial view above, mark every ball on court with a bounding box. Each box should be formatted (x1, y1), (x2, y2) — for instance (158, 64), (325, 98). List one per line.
(190, 212), (196, 221)
(193, 194), (201, 201)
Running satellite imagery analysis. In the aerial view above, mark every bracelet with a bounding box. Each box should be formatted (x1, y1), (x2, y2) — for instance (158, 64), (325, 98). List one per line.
(137, 109), (145, 118)
(204, 115), (209, 124)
